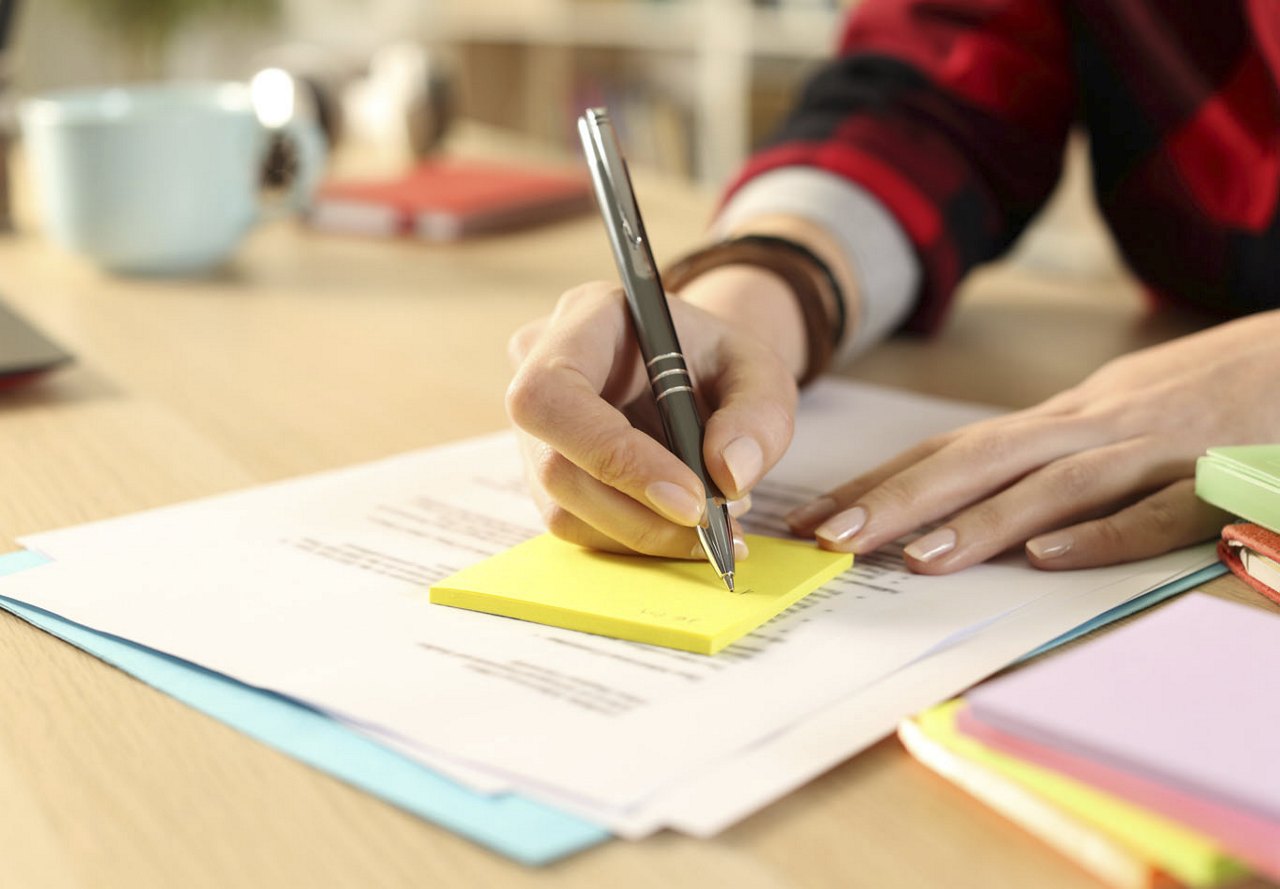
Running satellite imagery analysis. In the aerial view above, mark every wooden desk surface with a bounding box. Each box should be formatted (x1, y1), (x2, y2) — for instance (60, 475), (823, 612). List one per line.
(0, 133), (1275, 889)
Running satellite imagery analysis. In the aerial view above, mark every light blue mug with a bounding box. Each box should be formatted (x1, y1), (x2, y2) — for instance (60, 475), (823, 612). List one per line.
(20, 81), (325, 275)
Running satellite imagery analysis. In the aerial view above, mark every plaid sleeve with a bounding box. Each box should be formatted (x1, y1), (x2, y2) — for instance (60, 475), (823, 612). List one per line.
(726, 0), (1076, 334)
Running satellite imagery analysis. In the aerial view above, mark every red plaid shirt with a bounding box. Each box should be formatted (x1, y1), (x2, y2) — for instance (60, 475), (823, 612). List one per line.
(730, 0), (1280, 333)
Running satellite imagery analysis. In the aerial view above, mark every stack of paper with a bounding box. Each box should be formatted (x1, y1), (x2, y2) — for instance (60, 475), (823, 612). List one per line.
(900, 703), (1245, 888)
(0, 380), (1223, 859)
(903, 593), (1280, 886)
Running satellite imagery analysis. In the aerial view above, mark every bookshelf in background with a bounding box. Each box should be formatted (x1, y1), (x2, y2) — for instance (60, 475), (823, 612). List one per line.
(432, 0), (845, 185)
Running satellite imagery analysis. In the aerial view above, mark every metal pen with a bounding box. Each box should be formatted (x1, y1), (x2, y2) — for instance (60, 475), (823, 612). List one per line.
(577, 107), (736, 591)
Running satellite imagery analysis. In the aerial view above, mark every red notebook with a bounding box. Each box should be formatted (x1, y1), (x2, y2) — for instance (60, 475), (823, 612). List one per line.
(1219, 522), (1280, 607)
(309, 160), (593, 241)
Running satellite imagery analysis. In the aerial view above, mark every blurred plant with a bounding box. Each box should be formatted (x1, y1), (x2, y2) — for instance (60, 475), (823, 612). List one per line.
(57, 0), (280, 77)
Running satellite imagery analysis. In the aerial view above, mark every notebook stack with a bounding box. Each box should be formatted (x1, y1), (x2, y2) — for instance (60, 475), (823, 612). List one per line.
(1197, 445), (1280, 606)
(899, 593), (1280, 888)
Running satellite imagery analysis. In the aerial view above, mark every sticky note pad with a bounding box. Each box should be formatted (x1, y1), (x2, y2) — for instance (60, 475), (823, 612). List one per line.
(429, 534), (852, 655)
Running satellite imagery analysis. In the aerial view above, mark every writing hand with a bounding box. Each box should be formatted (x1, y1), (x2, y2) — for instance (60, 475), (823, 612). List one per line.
(507, 275), (800, 559)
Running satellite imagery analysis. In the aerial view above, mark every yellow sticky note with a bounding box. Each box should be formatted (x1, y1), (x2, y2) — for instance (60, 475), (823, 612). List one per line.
(429, 533), (852, 655)
(916, 701), (1246, 887)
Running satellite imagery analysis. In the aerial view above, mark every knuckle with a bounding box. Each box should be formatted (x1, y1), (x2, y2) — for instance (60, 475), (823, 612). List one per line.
(870, 475), (923, 514)
(760, 398), (796, 453)
(1043, 457), (1094, 500)
(506, 321), (543, 365)
(625, 522), (673, 557)
(962, 502), (1009, 542)
(556, 281), (621, 316)
(957, 429), (1012, 466)
(504, 368), (547, 429)
(1141, 494), (1184, 537)
(531, 448), (575, 495)
(542, 504), (580, 541)
(1089, 515), (1127, 553)
(591, 434), (643, 489)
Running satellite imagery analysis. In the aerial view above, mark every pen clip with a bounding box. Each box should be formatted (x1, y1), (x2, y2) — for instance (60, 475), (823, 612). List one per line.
(578, 108), (658, 281)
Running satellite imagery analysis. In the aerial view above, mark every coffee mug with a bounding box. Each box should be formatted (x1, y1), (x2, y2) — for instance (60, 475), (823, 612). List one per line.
(20, 81), (325, 275)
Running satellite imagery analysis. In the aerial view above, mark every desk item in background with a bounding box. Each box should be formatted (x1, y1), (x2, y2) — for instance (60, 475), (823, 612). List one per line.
(1219, 523), (1280, 606)
(0, 297), (71, 388)
(430, 534), (852, 655)
(309, 160), (592, 240)
(0, 0), (17, 233)
(20, 81), (325, 276)
(1196, 445), (1280, 533)
(899, 702), (1245, 889)
(577, 106), (734, 590)
(341, 42), (454, 159)
(961, 593), (1280, 879)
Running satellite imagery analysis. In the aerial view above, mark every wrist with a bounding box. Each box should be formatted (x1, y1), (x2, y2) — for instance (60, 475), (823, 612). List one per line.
(664, 225), (856, 385)
(676, 264), (808, 380)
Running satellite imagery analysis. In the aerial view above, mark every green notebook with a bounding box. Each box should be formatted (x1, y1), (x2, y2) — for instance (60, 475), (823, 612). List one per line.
(1195, 445), (1280, 533)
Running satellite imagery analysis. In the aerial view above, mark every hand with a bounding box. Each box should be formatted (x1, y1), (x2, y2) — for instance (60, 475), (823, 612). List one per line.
(506, 274), (801, 559)
(787, 310), (1280, 573)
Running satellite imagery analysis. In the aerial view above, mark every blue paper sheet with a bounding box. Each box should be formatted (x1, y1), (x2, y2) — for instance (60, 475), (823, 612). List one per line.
(1019, 561), (1228, 662)
(0, 550), (609, 866)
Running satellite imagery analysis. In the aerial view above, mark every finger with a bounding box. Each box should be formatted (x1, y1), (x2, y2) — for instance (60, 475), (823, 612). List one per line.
(521, 431), (754, 560)
(784, 405), (1060, 535)
(699, 334), (798, 499)
(524, 435), (704, 558)
(544, 507), (748, 562)
(1024, 479), (1230, 570)
(507, 285), (707, 526)
(810, 412), (1112, 556)
(784, 433), (953, 534)
(894, 437), (1173, 574)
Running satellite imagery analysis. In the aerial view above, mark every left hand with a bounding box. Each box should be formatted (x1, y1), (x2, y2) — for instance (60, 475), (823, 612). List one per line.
(786, 310), (1280, 573)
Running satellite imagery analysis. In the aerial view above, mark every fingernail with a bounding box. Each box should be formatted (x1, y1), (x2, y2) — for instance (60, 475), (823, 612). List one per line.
(646, 481), (704, 525)
(815, 506), (867, 548)
(728, 494), (752, 518)
(904, 527), (957, 563)
(722, 436), (764, 495)
(787, 497), (838, 529)
(1027, 531), (1073, 560)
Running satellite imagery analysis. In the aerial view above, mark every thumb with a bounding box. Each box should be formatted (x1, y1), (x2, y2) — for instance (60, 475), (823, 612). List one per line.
(700, 336), (797, 499)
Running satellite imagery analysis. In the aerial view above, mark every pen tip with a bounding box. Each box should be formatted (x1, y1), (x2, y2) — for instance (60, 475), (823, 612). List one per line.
(724, 572), (735, 593)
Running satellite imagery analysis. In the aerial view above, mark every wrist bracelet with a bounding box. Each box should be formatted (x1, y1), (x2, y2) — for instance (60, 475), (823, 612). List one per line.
(662, 234), (847, 387)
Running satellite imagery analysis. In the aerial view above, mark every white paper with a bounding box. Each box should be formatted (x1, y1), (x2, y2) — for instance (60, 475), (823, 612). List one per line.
(5, 380), (1215, 836)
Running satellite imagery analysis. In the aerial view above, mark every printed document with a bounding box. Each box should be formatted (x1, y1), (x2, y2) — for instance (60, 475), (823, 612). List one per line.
(2, 381), (1215, 835)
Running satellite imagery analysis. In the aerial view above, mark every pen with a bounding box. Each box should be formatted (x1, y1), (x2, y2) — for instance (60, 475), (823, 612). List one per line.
(577, 107), (736, 592)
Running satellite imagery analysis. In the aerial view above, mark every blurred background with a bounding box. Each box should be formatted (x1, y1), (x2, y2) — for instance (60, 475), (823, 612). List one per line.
(7, 0), (1122, 276)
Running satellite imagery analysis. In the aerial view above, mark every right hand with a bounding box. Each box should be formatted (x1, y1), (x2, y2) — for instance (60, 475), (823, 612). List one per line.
(506, 276), (800, 559)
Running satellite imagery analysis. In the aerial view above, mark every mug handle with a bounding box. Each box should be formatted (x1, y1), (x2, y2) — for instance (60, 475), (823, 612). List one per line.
(260, 117), (327, 220)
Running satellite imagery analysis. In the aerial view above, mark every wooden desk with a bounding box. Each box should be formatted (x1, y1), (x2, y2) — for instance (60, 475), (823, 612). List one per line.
(0, 137), (1274, 889)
